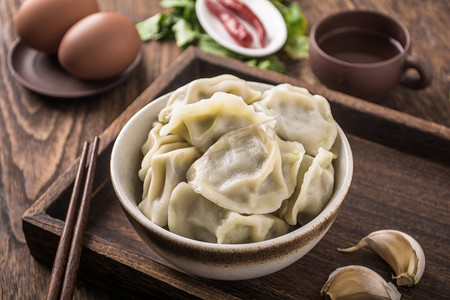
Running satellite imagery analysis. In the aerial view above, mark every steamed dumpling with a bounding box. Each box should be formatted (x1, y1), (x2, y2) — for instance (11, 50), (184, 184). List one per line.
(138, 121), (184, 182)
(284, 148), (335, 225)
(139, 143), (201, 227)
(168, 182), (289, 244)
(187, 123), (304, 214)
(252, 84), (338, 156)
(160, 92), (272, 152)
(159, 74), (261, 123)
(137, 75), (340, 244)
(216, 212), (289, 244)
(168, 182), (227, 243)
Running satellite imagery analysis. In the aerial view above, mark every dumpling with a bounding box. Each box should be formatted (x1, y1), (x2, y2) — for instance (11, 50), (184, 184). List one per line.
(160, 92), (272, 152)
(168, 182), (227, 243)
(158, 74), (262, 123)
(252, 84), (338, 156)
(187, 123), (304, 215)
(137, 75), (340, 244)
(138, 121), (184, 182)
(283, 148), (335, 225)
(139, 143), (201, 227)
(168, 183), (289, 244)
(216, 212), (289, 244)
(139, 122), (185, 203)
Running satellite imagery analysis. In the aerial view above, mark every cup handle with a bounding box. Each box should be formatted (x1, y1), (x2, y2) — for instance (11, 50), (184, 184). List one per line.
(400, 55), (433, 89)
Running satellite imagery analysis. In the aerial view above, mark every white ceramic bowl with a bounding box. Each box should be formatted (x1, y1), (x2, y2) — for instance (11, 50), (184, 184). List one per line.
(110, 81), (353, 280)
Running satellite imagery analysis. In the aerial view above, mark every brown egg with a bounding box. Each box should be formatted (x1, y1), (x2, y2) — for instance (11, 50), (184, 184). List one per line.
(15, 0), (99, 53)
(58, 12), (142, 80)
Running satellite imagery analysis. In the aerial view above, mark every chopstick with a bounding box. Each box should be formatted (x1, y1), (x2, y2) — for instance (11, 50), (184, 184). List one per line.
(46, 136), (100, 300)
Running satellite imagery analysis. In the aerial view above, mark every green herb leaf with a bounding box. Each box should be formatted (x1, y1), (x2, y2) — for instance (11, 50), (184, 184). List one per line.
(136, 12), (167, 42)
(270, 0), (309, 60)
(254, 56), (285, 73)
(172, 18), (198, 48)
(197, 34), (237, 57)
(245, 58), (258, 67)
(284, 2), (307, 37)
(284, 35), (309, 59)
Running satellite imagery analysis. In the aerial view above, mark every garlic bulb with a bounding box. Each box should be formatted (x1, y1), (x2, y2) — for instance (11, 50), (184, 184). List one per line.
(338, 229), (425, 286)
(321, 265), (401, 300)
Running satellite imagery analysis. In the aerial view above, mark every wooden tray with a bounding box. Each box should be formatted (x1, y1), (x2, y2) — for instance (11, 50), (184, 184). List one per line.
(23, 47), (450, 299)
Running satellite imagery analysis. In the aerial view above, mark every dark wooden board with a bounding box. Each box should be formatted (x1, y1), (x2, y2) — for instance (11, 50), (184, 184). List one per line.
(23, 48), (450, 299)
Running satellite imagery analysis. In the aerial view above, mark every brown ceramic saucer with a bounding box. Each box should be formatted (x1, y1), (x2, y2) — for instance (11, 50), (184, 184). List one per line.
(7, 39), (143, 98)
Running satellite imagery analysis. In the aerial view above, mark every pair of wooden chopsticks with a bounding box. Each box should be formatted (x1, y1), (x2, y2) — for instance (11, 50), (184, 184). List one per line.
(46, 136), (100, 300)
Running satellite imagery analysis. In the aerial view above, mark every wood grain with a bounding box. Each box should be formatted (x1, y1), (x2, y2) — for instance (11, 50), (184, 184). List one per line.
(22, 48), (450, 299)
(1, 0), (449, 299)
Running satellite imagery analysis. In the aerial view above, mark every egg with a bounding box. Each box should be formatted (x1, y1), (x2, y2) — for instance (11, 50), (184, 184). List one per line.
(15, 0), (99, 53)
(58, 12), (142, 80)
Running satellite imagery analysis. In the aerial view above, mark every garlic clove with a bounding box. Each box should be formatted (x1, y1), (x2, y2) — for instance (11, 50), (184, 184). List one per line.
(338, 229), (425, 286)
(321, 265), (401, 300)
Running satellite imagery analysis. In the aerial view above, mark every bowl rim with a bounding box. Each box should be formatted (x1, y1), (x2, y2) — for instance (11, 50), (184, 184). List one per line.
(110, 81), (353, 251)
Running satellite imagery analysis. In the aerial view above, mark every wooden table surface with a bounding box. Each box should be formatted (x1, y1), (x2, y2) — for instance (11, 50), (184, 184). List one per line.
(1, 0), (448, 299)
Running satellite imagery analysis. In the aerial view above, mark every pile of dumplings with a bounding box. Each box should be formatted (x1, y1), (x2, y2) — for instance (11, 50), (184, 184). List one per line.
(138, 75), (338, 244)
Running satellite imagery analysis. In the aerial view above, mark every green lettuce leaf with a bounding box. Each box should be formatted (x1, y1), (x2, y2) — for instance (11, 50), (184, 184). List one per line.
(284, 35), (309, 59)
(196, 34), (237, 57)
(255, 56), (286, 73)
(172, 18), (198, 48)
(135, 13), (167, 42)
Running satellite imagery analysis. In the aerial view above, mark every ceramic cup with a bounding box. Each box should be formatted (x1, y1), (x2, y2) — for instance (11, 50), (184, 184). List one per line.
(309, 10), (432, 100)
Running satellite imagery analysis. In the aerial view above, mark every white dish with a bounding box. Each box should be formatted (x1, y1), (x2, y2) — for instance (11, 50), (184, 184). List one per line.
(196, 0), (287, 57)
